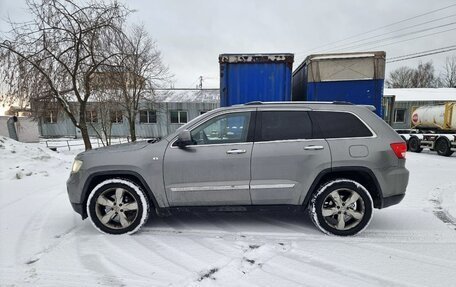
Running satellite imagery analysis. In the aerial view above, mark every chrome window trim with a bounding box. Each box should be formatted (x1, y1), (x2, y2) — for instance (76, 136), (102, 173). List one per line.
(170, 108), (376, 147)
(255, 138), (319, 144)
(169, 109), (255, 149)
(255, 109), (376, 143)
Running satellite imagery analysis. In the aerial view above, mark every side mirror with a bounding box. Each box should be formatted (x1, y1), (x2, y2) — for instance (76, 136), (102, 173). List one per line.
(176, 130), (193, 148)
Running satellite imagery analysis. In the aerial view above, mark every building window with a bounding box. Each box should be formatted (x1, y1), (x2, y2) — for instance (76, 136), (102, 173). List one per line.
(44, 111), (58, 124)
(86, 110), (98, 123)
(110, 110), (123, 124)
(170, 110), (188, 124)
(394, 109), (406, 123)
(139, 110), (157, 124)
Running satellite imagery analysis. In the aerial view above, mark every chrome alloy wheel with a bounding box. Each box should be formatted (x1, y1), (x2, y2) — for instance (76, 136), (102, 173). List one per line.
(95, 187), (139, 229)
(321, 188), (365, 231)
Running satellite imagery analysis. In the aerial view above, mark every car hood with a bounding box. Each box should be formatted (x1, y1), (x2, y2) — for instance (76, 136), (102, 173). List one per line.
(82, 140), (151, 155)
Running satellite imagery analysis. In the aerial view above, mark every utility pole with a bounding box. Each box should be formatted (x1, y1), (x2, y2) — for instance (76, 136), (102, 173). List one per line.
(198, 76), (203, 89)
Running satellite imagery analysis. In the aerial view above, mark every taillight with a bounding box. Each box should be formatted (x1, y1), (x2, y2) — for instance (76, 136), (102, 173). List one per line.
(390, 142), (407, 159)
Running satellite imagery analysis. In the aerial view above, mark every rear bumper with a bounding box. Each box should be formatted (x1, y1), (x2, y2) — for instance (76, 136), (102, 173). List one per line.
(380, 193), (405, 208)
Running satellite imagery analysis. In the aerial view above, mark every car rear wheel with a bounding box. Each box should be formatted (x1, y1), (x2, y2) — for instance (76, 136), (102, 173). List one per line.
(309, 179), (373, 236)
(86, 179), (150, 235)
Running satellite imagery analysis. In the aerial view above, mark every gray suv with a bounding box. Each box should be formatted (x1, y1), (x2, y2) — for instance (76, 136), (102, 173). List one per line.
(67, 102), (409, 236)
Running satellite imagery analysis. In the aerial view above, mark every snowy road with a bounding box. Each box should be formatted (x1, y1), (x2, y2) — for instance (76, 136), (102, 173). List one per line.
(1, 138), (456, 286)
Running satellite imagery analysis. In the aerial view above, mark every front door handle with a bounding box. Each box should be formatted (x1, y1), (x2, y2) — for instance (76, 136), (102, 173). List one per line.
(226, 149), (247, 154)
(304, 145), (324, 151)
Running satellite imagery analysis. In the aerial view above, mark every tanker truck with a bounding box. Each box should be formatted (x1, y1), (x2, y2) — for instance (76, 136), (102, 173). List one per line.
(400, 102), (456, 156)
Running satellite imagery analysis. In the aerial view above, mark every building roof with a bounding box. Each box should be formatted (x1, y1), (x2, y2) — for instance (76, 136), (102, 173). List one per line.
(152, 89), (219, 103)
(384, 88), (456, 102)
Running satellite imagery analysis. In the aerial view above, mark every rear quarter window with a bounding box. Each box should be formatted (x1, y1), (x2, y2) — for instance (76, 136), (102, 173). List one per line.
(310, 111), (373, 138)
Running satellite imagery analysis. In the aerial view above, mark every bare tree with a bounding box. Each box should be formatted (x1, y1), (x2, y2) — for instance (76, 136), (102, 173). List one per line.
(386, 66), (415, 88)
(110, 25), (170, 142)
(0, 0), (129, 150)
(387, 61), (438, 88)
(412, 61), (437, 88)
(439, 56), (456, 88)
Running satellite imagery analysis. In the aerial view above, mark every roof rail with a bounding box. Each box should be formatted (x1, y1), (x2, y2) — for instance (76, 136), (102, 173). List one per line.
(244, 101), (264, 105)
(243, 101), (356, 105)
(332, 101), (354, 105)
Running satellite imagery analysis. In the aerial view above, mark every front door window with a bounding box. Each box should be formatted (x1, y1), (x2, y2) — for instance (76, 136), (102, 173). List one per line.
(190, 112), (251, 145)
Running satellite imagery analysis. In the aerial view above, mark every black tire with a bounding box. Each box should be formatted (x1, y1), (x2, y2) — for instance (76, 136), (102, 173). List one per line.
(435, 138), (454, 157)
(86, 179), (150, 235)
(399, 136), (410, 151)
(408, 136), (423, 153)
(309, 179), (373, 236)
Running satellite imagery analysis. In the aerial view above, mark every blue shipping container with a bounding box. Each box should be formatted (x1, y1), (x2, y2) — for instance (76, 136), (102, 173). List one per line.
(292, 51), (386, 117)
(219, 54), (294, 107)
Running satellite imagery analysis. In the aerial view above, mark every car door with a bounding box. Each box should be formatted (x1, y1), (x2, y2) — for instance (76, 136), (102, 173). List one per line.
(163, 110), (255, 206)
(250, 108), (331, 205)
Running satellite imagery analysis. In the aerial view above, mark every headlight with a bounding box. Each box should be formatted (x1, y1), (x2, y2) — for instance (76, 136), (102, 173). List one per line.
(71, 159), (83, 174)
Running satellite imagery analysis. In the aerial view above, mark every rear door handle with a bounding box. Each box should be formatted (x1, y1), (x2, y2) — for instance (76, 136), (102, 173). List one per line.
(304, 145), (324, 151)
(226, 149), (247, 154)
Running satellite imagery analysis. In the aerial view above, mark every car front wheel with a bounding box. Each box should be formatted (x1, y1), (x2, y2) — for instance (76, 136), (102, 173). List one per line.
(309, 179), (373, 236)
(86, 178), (150, 235)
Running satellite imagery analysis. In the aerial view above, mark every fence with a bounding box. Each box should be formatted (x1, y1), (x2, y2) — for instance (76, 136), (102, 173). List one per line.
(43, 137), (131, 151)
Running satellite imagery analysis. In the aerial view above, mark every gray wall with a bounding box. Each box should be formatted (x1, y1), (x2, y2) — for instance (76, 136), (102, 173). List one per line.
(38, 101), (219, 138)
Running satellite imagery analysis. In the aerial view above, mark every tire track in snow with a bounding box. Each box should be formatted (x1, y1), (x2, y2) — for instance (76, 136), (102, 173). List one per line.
(140, 227), (456, 244)
(429, 183), (456, 230)
(287, 247), (418, 287)
(10, 187), (81, 284)
(358, 242), (456, 269)
(5, 180), (78, 282)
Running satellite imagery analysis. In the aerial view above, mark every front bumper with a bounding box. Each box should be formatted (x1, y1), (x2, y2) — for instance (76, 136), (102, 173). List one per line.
(70, 202), (85, 218)
(67, 171), (87, 219)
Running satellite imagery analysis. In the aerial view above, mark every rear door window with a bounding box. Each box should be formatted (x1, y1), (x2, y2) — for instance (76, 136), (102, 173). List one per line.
(309, 111), (373, 138)
(257, 111), (312, 141)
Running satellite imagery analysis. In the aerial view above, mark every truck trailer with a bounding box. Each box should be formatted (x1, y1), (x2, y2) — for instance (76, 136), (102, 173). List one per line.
(219, 53), (294, 106)
(292, 51), (385, 117)
(398, 102), (456, 157)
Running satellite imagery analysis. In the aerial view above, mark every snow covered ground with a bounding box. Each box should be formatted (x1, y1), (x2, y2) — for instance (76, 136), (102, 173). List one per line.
(1, 136), (455, 286)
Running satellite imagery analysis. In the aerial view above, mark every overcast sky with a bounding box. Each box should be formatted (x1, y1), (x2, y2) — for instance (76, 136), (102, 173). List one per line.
(1, 0), (456, 88)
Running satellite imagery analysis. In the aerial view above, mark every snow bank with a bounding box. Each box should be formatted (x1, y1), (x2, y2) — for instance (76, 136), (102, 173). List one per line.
(0, 136), (73, 181)
(384, 88), (456, 102)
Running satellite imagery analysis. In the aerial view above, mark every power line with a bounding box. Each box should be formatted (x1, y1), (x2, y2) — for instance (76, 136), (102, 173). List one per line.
(386, 46), (456, 63)
(320, 14), (456, 52)
(387, 47), (456, 63)
(324, 21), (456, 52)
(299, 3), (456, 55)
(353, 26), (456, 51)
(387, 45), (456, 60)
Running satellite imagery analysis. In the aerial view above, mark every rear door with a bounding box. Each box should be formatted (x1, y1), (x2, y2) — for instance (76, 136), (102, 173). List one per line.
(250, 108), (331, 205)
